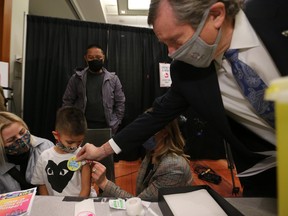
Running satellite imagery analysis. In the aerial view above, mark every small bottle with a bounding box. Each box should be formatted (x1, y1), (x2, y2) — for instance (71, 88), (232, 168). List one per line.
(90, 186), (98, 197)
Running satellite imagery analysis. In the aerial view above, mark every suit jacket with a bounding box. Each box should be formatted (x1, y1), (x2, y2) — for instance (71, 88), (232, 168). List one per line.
(102, 153), (192, 201)
(244, 0), (288, 77)
(115, 62), (266, 172)
(113, 0), (288, 173)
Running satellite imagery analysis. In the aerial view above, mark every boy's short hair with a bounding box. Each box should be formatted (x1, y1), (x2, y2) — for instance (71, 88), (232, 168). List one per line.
(55, 106), (87, 136)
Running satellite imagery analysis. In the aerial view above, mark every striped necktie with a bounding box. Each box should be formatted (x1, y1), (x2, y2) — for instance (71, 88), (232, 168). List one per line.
(224, 49), (275, 128)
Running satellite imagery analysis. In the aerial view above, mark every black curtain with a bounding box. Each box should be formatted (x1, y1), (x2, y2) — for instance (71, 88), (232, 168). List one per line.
(106, 24), (170, 126)
(24, 15), (169, 143)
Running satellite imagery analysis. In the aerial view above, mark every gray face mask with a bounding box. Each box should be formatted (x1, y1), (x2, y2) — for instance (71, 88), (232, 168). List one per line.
(169, 9), (222, 68)
(56, 141), (79, 153)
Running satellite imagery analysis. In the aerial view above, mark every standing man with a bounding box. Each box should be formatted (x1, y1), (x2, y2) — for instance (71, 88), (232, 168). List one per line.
(77, 0), (288, 197)
(62, 44), (125, 134)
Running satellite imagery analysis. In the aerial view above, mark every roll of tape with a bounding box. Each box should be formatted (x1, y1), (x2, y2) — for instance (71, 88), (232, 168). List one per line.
(125, 197), (145, 216)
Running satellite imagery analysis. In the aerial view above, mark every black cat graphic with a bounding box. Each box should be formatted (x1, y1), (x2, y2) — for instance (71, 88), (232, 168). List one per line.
(45, 160), (74, 193)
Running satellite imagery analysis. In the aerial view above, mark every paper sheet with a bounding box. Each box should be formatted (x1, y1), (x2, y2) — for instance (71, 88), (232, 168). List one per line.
(237, 151), (276, 177)
(159, 63), (171, 87)
(163, 189), (227, 216)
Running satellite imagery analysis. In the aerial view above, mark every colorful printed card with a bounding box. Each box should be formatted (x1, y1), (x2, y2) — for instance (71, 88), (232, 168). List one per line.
(0, 187), (37, 216)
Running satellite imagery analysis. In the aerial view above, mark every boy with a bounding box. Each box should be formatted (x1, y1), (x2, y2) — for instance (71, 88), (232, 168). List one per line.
(31, 106), (91, 197)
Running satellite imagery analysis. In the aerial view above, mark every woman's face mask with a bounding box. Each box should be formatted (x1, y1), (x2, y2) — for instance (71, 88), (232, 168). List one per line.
(5, 131), (31, 155)
(169, 9), (222, 68)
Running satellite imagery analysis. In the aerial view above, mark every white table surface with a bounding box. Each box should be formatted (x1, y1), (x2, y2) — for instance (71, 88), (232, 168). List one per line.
(29, 195), (277, 216)
(226, 197), (277, 216)
(29, 196), (163, 216)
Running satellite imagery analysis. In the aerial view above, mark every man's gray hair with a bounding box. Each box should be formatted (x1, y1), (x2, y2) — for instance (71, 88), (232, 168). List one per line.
(148, 0), (242, 28)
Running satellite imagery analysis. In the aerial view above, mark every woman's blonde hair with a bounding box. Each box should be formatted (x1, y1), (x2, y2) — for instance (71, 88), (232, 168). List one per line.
(152, 118), (189, 164)
(0, 112), (29, 165)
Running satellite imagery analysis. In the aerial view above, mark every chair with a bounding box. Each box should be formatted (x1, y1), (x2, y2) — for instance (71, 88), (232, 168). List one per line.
(82, 128), (115, 182)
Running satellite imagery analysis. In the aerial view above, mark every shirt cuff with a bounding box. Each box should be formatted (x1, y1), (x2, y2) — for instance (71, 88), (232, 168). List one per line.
(108, 138), (122, 154)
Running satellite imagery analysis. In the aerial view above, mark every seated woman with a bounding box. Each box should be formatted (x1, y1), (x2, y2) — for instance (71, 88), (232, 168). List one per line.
(91, 117), (193, 201)
(0, 111), (54, 193)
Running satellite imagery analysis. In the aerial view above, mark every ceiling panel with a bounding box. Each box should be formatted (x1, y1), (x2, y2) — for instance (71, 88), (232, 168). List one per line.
(72, 0), (105, 22)
(29, 0), (150, 28)
(106, 15), (150, 28)
(29, 0), (78, 20)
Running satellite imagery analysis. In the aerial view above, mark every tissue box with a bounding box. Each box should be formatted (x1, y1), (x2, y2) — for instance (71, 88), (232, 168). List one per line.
(158, 185), (243, 216)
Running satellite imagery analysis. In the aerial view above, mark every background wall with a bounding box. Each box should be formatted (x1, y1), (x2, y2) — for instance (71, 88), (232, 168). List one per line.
(0, 0), (29, 115)
(10, 0), (29, 115)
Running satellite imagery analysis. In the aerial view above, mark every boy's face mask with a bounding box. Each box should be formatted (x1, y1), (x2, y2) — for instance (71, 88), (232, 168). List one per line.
(5, 131), (31, 155)
(56, 141), (79, 153)
(169, 9), (222, 68)
(54, 131), (81, 153)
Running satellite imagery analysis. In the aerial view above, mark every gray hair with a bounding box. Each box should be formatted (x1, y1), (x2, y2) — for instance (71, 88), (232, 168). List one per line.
(148, 0), (243, 28)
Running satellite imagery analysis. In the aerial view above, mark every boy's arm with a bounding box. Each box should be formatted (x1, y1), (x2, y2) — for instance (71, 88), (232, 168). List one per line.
(79, 164), (91, 197)
(38, 185), (49, 195)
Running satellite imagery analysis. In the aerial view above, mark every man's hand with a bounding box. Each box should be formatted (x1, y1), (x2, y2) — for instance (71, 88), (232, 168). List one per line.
(76, 143), (102, 161)
(76, 142), (115, 162)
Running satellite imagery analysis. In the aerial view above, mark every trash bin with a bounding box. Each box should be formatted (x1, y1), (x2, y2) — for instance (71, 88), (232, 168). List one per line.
(265, 77), (288, 216)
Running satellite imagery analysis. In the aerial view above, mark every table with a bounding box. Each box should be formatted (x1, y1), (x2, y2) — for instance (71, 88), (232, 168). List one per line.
(30, 196), (163, 216)
(226, 197), (277, 216)
(29, 196), (277, 216)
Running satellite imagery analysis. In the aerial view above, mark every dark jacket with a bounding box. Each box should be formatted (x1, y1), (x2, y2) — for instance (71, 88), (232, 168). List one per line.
(113, 0), (287, 179)
(113, 0), (287, 166)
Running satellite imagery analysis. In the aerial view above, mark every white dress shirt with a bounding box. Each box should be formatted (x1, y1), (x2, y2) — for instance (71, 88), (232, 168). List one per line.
(216, 10), (280, 145)
(216, 10), (280, 176)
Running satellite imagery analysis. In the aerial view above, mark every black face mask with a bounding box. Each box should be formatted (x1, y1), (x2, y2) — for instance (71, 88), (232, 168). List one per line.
(88, 59), (103, 72)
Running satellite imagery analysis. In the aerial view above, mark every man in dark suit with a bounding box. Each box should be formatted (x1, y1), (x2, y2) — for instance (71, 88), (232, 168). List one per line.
(77, 0), (288, 197)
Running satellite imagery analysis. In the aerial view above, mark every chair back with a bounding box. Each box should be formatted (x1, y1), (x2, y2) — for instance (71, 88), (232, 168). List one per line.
(82, 128), (115, 182)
